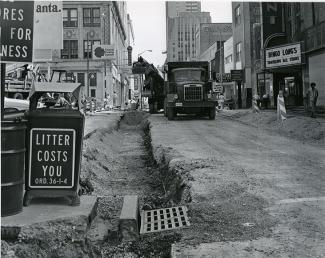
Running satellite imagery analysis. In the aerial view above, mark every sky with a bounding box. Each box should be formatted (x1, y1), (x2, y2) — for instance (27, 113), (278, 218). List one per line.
(127, 1), (232, 67)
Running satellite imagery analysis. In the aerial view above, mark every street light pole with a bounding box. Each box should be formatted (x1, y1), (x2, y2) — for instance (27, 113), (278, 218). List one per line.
(87, 32), (90, 98)
(219, 30), (223, 86)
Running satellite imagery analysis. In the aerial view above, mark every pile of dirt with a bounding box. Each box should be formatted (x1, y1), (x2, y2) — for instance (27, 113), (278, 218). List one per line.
(222, 110), (325, 144)
(80, 110), (182, 257)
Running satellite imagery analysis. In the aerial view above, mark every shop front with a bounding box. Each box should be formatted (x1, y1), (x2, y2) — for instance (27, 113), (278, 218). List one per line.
(258, 42), (304, 108)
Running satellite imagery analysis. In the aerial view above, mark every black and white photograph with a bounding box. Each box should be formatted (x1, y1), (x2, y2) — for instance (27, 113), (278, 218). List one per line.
(1, 0), (325, 257)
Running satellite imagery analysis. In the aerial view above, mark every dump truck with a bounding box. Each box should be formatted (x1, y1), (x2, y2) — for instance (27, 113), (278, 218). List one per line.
(164, 61), (216, 120)
(132, 57), (165, 113)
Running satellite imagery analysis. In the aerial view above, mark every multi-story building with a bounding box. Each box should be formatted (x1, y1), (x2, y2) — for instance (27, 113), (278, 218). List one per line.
(166, 1), (201, 18)
(284, 2), (325, 107)
(166, 1), (211, 62)
(199, 41), (218, 78)
(231, 2), (258, 108)
(234, 2), (325, 108)
(196, 23), (232, 59)
(40, 1), (133, 108)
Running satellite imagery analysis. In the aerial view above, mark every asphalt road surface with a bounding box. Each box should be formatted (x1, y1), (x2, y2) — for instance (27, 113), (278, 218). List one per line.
(149, 113), (325, 257)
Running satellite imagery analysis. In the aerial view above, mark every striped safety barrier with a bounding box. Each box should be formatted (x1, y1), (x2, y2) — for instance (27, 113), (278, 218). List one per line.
(252, 95), (260, 113)
(277, 95), (286, 121)
(253, 98), (260, 113)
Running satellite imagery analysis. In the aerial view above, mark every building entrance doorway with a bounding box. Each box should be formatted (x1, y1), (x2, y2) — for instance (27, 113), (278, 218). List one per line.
(273, 72), (303, 106)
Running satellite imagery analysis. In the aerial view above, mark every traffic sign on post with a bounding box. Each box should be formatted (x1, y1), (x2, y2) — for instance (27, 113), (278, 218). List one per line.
(231, 69), (244, 82)
(0, 1), (34, 63)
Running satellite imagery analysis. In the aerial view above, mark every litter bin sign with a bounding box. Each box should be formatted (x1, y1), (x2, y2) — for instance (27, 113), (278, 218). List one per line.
(24, 82), (84, 206)
(28, 128), (76, 188)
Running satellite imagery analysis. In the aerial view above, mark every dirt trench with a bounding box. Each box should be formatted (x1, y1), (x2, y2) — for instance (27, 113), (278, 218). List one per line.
(2, 111), (184, 258)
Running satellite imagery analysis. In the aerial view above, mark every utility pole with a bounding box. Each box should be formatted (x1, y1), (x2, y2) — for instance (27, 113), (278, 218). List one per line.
(1, 63), (5, 120)
(102, 14), (107, 98)
(219, 30), (223, 86)
(86, 32), (90, 97)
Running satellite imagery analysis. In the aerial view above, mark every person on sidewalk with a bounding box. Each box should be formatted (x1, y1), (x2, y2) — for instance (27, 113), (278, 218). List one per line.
(307, 82), (319, 118)
(218, 93), (225, 109)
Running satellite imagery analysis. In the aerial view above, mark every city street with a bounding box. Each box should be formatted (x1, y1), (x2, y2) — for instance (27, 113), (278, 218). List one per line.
(2, 110), (325, 257)
(2, 1), (325, 257)
(149, 111), (325, 257)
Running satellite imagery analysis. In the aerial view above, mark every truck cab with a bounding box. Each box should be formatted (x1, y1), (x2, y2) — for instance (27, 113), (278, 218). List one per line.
(164, 61), (216, 120)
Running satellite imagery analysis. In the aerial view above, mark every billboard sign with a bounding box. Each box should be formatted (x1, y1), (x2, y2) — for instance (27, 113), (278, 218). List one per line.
(33, 1), (63, 50)
(92, 44), (116, 60)
(0, 1), (34, 63)
(265, 42), (302, 68)
(28, 128), (76, 188)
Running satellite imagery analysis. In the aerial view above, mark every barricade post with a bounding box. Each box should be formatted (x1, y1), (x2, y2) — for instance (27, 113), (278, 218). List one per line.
(253, 95), (260, 113)
(277, 91), (287, 121)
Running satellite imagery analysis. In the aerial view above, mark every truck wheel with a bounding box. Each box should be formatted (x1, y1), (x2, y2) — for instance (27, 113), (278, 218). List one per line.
(209, 107), (216, 120)
(163, 100), (168, 117)
(167, 108), (174, 120)
(13, 93), (24, 99)
(149, 103), (154, 114)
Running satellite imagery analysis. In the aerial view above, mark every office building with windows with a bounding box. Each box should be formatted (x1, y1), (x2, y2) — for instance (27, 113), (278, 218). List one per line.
(237, 2), (325, 108)
(39, 1), (133, 108)
(196, 23), (232, 59)
(231, 2), (258, 108)
(166, 1), (211, 62)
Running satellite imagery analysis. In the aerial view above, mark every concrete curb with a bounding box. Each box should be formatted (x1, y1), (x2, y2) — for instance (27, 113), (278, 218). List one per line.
(119, 195), (140, 242)
(1, 195), (98, 240)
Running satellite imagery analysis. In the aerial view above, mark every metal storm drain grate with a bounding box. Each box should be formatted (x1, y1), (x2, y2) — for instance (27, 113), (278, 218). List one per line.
(140, 206), (190, 234)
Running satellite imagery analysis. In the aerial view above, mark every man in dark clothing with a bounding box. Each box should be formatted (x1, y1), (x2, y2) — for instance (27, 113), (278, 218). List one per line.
(307, 82), (319, 118)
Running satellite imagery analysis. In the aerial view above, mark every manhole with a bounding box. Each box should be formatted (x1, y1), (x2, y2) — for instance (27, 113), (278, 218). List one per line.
(140, 206), (190, 234)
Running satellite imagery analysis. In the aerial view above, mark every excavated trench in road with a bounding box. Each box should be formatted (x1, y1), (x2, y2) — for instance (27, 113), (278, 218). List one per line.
(2, 112), (186, 258)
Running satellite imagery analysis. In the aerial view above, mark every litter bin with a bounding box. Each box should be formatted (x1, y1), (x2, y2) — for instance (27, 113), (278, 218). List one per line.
(23, 82), (84, 206)
(1, 119), (26, 217)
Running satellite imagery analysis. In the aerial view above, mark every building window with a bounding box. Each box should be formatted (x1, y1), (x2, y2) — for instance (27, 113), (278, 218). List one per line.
(84, 40), (101, 58)
(63, 8), (78, 27)
(83, 8), (100, 27)
(61, 40), (78, 59)
(90, 89), (96, 97)
(225, 54), (232, 64)
(235, 6), (241, 26)
(89, 72), (97, 87)
(77, 73), (85, 86)
(235, 42), (242, 62)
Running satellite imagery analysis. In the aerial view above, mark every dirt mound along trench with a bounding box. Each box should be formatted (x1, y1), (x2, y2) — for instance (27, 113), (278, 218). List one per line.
(1, 111), (189, 258)
(83, 111), (183, 257)
(150, 143), (277, 247)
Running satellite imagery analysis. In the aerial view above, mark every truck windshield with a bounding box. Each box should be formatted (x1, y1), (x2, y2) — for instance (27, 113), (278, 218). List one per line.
(172, 69), (204, 82)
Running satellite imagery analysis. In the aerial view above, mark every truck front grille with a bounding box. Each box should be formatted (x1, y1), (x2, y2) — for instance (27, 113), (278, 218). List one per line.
(184, 85), (202, 101)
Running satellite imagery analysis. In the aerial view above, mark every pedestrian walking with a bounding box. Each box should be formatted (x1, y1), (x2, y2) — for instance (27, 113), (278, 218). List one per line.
(307, 82), (319, 118)
(262, 93), (269, 109)
(218, 93), (225, 109)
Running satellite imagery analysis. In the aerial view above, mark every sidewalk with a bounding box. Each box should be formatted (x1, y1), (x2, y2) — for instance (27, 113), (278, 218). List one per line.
(1, 111), (123, 242)
(84, 111), (123, 137)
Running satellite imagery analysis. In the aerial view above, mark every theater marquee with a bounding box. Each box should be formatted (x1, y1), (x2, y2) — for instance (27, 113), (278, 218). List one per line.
(265, 43), (302, 69)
